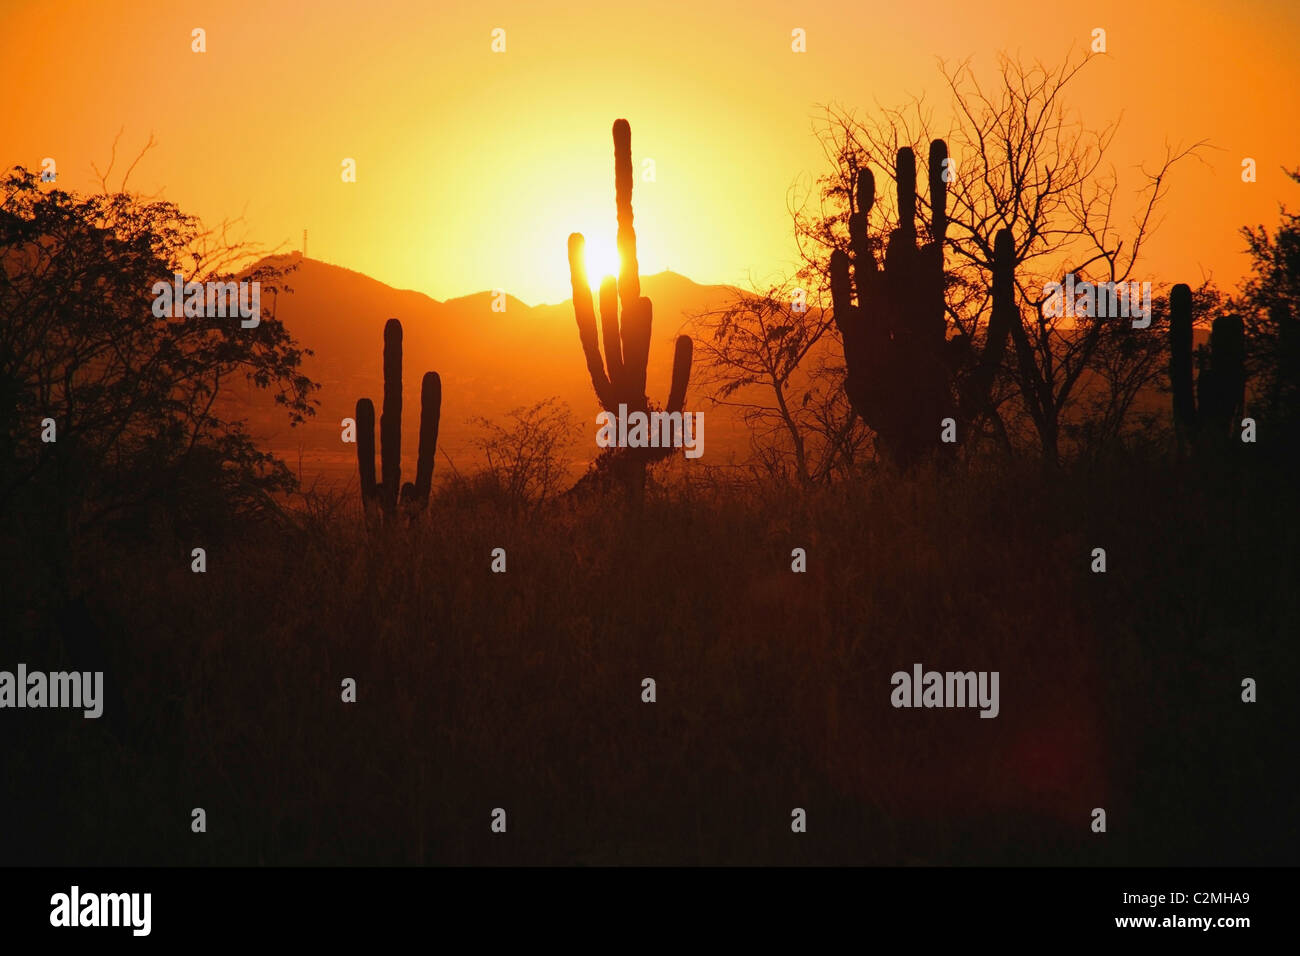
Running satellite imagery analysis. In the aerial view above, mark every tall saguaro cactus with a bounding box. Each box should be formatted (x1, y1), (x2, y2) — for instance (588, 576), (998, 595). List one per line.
(1169, 283), (1246, 452)
(829, 142), (1013, 465)
(356, 318), (442, 520)
(567, 119), (693, 497)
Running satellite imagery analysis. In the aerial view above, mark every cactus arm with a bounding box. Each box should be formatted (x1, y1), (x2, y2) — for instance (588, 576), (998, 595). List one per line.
(380, 318), (403, 517)
(962, 229), (1015, 415)
(667, 335), (693, 414)
(412, 371), (441, 506)
(851, 169), (878, 303)
(928, 140), (949, 246)
(829, 249), (855, 330)
(858, 166), (876, 219)
(599, 276), (624, 393)
(613, 118), (641, 307)
(982, 229), (1015, 372)
(1170, 283), (1196, 433)
(568, 232), (617, 409)
(356, 397), (377, 505)
(896, 147), (917, 244)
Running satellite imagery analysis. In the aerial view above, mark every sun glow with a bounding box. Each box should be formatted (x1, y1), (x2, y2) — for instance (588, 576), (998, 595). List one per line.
(1, 0), (1283, 305)
(581, 234), (622, 287)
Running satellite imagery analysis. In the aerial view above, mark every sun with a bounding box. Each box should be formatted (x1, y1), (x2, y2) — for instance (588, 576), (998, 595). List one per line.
(582, 234), (621, 286)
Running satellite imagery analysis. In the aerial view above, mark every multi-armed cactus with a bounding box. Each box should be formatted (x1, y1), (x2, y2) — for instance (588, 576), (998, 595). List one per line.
(567, 119), (693, 497)
(355, 318), (442, 520)
(1169, 283), (1246, 452)
(829, 142), (1014, 465)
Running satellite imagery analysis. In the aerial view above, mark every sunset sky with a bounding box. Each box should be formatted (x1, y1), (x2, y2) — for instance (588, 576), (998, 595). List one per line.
(5, 0), (1299, 305)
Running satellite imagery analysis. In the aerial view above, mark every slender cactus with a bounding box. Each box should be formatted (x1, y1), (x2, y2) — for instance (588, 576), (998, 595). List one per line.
(1170, 283), (1246, 453)
(830, 142), (1012, 465)
(567, 119), (693, 498)
(1170, 283), (1197, 445)
(380, 319), (402, 516)
(356, 318), (441, 520)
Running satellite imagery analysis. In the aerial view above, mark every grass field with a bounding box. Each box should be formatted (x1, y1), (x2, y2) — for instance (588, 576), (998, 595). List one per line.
(2, 453), (1295, 865)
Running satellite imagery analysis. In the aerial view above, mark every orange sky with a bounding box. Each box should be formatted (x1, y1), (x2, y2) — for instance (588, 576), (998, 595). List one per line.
(4, 0), (1299, 305)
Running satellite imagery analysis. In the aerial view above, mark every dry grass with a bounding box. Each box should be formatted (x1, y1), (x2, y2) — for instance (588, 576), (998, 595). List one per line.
(2, 456), (1295, 865)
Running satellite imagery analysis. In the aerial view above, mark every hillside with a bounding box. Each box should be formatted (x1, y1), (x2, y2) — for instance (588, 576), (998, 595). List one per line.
(225, 254), (754, 490)
(225, 255), (1196, 491)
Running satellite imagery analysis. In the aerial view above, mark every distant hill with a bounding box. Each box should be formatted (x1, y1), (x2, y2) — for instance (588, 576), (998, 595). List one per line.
(223, 255), (1191, 491)
(224, 254), (753, 490)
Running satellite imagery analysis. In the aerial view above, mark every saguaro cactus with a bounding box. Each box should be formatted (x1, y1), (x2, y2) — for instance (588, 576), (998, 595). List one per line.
(829, 142), (1013, 465)
(1169, 283), (1246, 451)
(567, 119), (693, 497)
(356, 318), (441, 520)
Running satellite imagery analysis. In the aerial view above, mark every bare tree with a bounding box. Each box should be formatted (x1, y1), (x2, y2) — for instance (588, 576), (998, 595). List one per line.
(688, 279), (865, 483)
(794, 49), (1206, 465)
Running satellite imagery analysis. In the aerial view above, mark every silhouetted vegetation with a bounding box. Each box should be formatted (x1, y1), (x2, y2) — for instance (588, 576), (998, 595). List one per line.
(467, 397), (577, 514)
(355, 318), (442, 523)
(1235, 167), (1300, 470)
(795, 53), (1203, 465)
(0, 167), (316, 601)
(2, 88), (1298, 868)
(2, 457), (1294, 865)
(566, 120), (694, 502)
(1170, 284), (1246, 455)
(828, 143), (1013, 465)
(688, 280), (865, 484)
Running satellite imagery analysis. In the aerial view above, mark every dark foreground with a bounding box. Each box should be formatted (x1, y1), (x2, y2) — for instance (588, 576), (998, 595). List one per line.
(2, 457), (1295, 865)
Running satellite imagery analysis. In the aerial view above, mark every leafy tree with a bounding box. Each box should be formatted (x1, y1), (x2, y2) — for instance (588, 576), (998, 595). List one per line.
(0, 167), (317, 557)
(1235, 167), (1300, 466)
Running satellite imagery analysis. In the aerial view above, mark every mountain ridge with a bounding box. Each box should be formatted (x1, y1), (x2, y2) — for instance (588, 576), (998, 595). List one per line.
(230, 254), (753, 489)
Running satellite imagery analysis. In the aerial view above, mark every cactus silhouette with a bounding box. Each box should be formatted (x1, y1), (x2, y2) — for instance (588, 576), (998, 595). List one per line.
(567, 119), (693, 498)
(829, 142), (1013, 465)
(1169, 283), (1246, 452)
(355, 318), (441, 520)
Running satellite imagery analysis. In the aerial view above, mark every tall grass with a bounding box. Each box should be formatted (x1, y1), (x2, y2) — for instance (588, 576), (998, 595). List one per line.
(2, 455), (1295, 865)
